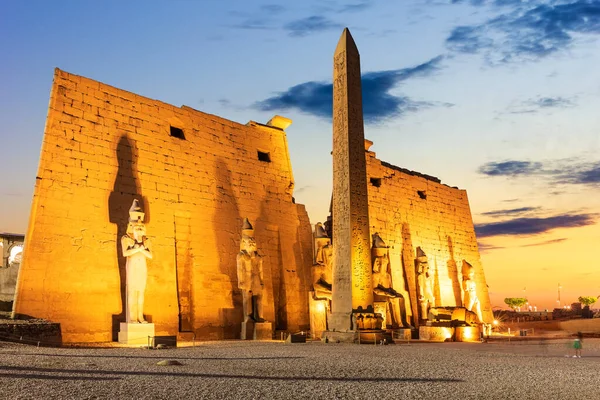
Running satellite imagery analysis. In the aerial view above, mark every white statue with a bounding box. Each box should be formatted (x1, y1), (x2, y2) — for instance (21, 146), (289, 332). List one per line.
(463, 261), (483, 323)
(121, 199), (152, 323)
(416, 247), (435, 321)
(237, 218), (265, 322)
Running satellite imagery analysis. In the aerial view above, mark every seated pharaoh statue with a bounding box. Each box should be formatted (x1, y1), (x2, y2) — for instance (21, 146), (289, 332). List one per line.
(371, 233), (412, 328)
(236, 218), (265, 323)
(312, 223), (333, 303)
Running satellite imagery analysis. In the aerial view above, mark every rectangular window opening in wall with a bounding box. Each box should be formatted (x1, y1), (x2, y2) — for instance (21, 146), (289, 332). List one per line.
(170, 126), (185, 140)
(417, 190), (427, 199)
(257, 151), (271, 162)
(370, 177), (382, 187)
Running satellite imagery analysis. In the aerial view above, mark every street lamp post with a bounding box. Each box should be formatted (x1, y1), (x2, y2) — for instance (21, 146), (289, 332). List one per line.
(557, 283), (562, 308)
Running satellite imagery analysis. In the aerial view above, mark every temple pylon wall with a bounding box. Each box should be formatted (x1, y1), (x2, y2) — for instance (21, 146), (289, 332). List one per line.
(13, 69), (313, 342)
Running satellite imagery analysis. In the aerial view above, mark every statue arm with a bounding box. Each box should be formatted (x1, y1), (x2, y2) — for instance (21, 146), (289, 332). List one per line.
(258, 257), (264, 286)
(374, 284), (399, 297)
(140, 237), (153, 259)
(417, 275), (425, 298)
(121, 236), (140, 257)
(236, 254), (245, 288)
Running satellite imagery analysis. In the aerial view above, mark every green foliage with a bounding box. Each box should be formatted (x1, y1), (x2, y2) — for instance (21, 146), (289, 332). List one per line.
(578, 296), (597, 307)
(504, 297), (528, 310)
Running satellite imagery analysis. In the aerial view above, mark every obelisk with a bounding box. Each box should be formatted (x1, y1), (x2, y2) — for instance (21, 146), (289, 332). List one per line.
(329, 28), (373, 331)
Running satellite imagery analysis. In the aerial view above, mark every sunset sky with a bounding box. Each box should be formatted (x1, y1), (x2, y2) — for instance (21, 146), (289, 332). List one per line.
(1, 0), (598, 310)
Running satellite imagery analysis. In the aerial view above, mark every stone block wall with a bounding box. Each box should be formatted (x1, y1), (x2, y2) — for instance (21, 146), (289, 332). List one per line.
(365, 148), (493, 326)
(13, 69), (313, 342)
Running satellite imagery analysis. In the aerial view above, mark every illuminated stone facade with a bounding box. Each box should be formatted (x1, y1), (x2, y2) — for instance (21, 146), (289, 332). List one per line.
(364, 145), (493, 326)
(13, 69), (314, 342)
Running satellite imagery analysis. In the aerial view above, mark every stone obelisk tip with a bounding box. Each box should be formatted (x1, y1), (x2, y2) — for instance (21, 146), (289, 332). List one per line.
(335, 27), (358, 55)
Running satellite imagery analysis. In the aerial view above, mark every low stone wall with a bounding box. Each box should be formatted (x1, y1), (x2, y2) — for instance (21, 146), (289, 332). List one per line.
(502, 318), (600, 335)
(0, 315), (62, 346)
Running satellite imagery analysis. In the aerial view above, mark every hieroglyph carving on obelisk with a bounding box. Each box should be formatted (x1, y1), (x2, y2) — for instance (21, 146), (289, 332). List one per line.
(330, 28), (373, 331)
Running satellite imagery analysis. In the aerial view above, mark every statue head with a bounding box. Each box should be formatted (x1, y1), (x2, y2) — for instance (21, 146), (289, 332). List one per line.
(241, 218), (257, 253)
(372, 233), (390, 274)
(314, 223), (331, 248)
(314, 222), (332, 265)
(241, 235), (257, 253)
(463, 261), (475, 280)
(416, 247), (429, 273)
(127, 199), (146, 240)
(315, 223), (329, 239)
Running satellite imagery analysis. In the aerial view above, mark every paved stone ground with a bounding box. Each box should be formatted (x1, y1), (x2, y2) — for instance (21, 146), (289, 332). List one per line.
(1, 338), (599, 399)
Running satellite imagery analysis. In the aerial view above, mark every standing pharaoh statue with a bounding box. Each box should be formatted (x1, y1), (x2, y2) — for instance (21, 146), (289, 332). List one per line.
(121, 199), (152, 324)
(237, 218), (265, 322)
(462, 261), (483, 323)
(313, 223), (334, 303)
(416, 247), (435, 321)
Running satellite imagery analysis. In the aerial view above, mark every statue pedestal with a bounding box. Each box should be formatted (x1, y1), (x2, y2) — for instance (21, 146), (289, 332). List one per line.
(419, 325), (454, 342)
(390, 328), (413, 340)
(322, 329), (393, 344)
(455, 325), (481, 342)
(373, 301), (388, 328)
(322, 331), (357, 343)
(241, 321), (272, 340)
(308, 292), (328, 339)
(358, 330), (393, 344)
(118, 323), (155, 345)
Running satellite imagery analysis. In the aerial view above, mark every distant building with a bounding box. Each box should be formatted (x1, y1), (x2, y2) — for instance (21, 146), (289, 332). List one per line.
(0, 233), (24, 310)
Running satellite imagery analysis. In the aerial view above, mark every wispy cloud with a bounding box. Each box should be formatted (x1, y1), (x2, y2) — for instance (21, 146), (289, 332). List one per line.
(533, 97), (575, 108)
(478, 159), (600, 186)
(446, 0), (600, 62)
(339, 1), (374, 13)
(558, 162), (600, 185)
(228, 5), (286, 31)
(481, 206), (541, 217)
(479, 236), (568, 252)
(475, 213), (597, 237)
(260, 4), (286, 14)
(520, 238), (567, 247)
(313, 0), (375, 14)
(294, 185), (312, 194)
(507, 96), (576, 113)
(284, 16), (343, 37)
(231, 19), (277, 30)
(478, 242), (505, 252)
(254, 56), (449, 124)
(450, 0), (532, 6)
(478, 160), (543, 176)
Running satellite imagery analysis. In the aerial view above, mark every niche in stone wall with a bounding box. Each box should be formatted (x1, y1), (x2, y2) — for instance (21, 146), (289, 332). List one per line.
(170, 126), (186, 140)
(370, 177), (382, 187)
(257, 150), (271, 163)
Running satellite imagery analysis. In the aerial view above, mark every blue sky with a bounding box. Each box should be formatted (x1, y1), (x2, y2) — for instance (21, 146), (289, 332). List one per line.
(1, 0), (599, 308)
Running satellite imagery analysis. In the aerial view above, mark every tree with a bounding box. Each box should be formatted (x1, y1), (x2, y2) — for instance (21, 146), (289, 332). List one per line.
(578, 296), (597, 307)
(504, 297), (528, 311)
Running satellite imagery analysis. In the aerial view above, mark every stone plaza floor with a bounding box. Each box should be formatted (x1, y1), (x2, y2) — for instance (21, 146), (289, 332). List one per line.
(1, 338), (599, 399)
